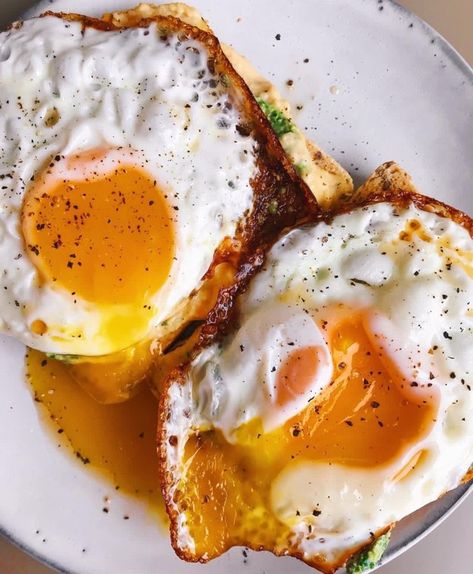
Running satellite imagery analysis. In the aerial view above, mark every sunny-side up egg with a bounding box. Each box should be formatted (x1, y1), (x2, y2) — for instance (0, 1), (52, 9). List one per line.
(0, 15), (257, 356)
(162, 200), (473, 571)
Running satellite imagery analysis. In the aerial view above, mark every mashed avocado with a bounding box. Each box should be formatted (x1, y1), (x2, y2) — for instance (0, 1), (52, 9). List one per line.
(257, 98), (294, 138)
(346, 532), (391, 574)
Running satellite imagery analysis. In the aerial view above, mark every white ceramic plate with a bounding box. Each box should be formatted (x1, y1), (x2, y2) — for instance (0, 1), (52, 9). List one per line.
(1, 1), (472, 573)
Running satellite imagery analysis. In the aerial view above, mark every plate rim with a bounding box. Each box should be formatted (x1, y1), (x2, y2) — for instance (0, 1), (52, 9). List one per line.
(389, 0), (473, 80)
(1, 0), (472, 573)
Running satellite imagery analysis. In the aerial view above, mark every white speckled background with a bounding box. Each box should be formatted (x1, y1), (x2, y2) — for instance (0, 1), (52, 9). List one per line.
(0, 0), (472, 572)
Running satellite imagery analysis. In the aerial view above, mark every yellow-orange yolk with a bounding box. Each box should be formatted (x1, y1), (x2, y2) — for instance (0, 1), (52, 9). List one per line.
(26, 349), (166, 522)
(22, 150), (175, 308)
(275, 346), (320, 408)
(175, 313), (438, 562)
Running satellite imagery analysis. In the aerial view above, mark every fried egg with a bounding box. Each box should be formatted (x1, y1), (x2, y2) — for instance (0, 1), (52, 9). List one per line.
(0, 14), (258, 356)
(161, 197), (473, 571)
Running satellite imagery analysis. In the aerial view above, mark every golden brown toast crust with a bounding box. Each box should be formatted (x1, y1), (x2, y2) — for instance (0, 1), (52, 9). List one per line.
(103, 2), (212, 32)
(334, 161), (473, 234)
(158, 162), (473, 572)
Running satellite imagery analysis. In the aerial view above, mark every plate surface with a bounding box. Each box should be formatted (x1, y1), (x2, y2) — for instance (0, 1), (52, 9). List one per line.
(1, 1), (472, 573)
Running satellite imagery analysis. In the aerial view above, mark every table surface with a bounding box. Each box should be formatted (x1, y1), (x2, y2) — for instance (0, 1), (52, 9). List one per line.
(0, 0), (472, 572)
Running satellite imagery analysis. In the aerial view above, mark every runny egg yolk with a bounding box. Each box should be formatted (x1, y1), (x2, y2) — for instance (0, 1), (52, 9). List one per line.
(176, 312), (438, 561)
(21, 149), (175, 350)
(25, 349), (166, 521)
(275, 346), (321, 408)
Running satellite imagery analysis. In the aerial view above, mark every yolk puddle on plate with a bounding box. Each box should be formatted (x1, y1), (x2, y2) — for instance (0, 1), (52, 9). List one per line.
(174, 314), (438, 561)
(26, 349), (166, 524)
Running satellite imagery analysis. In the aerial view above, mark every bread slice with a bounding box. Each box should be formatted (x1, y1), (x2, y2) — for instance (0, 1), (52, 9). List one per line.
(159, 161), (473, 572)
